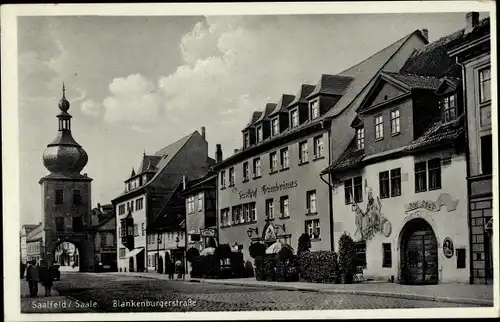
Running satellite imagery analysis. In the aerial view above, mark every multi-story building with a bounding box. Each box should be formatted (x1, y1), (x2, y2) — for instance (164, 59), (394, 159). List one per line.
(213, 29), (430, 262)
(91, 203), (117, 271)
(323, 12), (491, 285)
(20, 224), (40, 264)
(25, 223), (43, 264)
(113, 127), (214, 273)
(448, 13), (492, 284)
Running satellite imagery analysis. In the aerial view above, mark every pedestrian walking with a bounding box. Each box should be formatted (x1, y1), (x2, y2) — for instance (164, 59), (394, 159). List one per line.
(25, 260), (40, 297)
(167, 260), (175, 280)
(39, 262), (53, 296)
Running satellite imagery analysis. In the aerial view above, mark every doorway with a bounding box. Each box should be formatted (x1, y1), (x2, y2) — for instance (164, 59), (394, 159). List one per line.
(136, 250), (145, 272)
(129, 257), (134, 272)
(400, 218), (438, 285)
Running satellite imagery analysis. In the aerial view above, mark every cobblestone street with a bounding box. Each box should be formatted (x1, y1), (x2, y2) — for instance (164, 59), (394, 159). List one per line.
(23, 272), (484, 313)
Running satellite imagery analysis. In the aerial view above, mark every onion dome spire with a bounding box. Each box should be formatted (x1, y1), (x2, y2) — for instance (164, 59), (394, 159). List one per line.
(42, 83), (89, 174)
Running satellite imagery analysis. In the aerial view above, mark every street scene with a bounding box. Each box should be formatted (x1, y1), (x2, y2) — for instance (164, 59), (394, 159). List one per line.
(5, 2), (496, 319)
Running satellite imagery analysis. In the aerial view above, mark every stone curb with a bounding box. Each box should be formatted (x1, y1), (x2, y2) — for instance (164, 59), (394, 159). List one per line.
(188, 279), (493, 307)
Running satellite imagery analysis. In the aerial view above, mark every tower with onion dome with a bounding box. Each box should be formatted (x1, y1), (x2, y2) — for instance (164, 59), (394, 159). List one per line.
(39, 84), (95, 272)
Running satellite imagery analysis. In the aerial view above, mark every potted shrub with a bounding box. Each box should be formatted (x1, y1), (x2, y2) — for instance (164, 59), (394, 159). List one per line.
(263, 255), (277, 281)
(338, 233), (357, 284)
(276, 244), (294, 282)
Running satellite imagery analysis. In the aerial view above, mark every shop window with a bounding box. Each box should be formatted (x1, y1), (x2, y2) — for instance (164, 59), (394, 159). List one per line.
(355, 241), (367, 268)
(382, 243), (392, 268)
(55, 189), (64, 204)
(457, 248), (466, 269)
(481, 135), (492, 175)
(428, 159), (441, 190)
(415, 161), (427, 192)
(390, 109), (400, 134)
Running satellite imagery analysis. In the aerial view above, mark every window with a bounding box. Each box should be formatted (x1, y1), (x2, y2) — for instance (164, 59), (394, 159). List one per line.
(457, 248), (466, 269)
(238, 205), (245, 223)
(148, 255), (151, 267)
(379, 171), (390, 199)
(229, 167), (235, 186)
(136, 198), (143, 211)
(120, 223), (126, 238)
(375, 114), (384, 139)
(356, 128), (365, 150)
(130, 200), (134, 212)
(415, 161), (427, 192)
(142, 223), (145, 236)
(187, 196), (195, 213)
(253, 158), (261, 177)
(134, 224), (139, 237)
(428, 159), (441, 190)
(291, 109), (299, 128)
(390, 109), (400, 134)
(56, 217), (64, 231)
(390, 168), (401, 197)
(198, 193), (203, 211)
(280, 196), (289, 218)
(243, 204), (250, 222)
(344, 176), (362, 204)
(257, 126), (263, 143)
(243, 162), (250, 181)
(481, 135), (492, 174)
(158, 233), (162, 243)
(280, 148), (289, 169)
(119, 204), (125, 215)
(299, 141), (308, 164)
(220, 208), (230, 226)
(479, 67), (491, 103)
(271, 118), (279, 136)
(220, 171), (226, 188)
(72, 216), (83, 232)
(382, 243), (392, 268)
(244, 132), (250, 148)
(247, 202), (255, 222)
(270, 152), (278, 172)
(311, 100), (320, 119)
(355, 241), (367, 268)
(306, 190), (317, 213)
(232, 206), (240, 224)
(55, 189), (64, 204)
(305, 219), (320, 239)
(119, 248), (126, 258)
(314, 135), (324, 159)
(72, 190), (82, 205)
(100, 234), (107, 247)
(265, 199), (274, 220)
(442, 95), (457, 122)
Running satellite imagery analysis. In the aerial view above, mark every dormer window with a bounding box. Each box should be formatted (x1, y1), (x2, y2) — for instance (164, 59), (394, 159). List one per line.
(271, 118), (279, 136)
(311, 100), (320, 119)
(257, 126), (263, 143)
(441, 94), (457, 122)
(356, 127), (365, 150)
(291, 109), (299, 128)
(244, 132), (250, 148)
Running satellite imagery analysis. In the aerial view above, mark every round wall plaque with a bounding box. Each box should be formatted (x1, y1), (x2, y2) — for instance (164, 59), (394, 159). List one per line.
(382, 218), (392, 237)
(443, 237), (454, 258)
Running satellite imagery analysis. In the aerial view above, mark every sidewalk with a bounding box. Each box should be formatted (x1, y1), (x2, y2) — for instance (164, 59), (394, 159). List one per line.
(106, 271), (494, 306)
(20, 280), (96, 313)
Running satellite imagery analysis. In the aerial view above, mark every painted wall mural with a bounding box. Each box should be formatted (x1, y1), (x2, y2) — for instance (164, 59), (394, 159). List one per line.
(404, 193), (459, 213)
(351, 187), (392, 241)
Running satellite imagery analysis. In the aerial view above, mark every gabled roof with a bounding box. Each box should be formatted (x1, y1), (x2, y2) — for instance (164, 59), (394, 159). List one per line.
(306, 74), (354, 99)
(287, 84), (315, 107)
(242, 111), (263, 131)
(383, 72), (443, 91)
(323, 30), (427, 119)
(321, 136), (365, 174)
(138, 155), (162, 173)
(269, 94), (295, 117)
(254, 103), (277, 124)
(149, 181), (186, 231)
(401, 17), (490, 78)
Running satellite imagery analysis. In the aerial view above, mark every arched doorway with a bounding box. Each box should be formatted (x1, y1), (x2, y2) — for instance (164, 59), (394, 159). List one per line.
(129, 257), (134, 272)
(399, 218), (438, 285)
(51, 241), (81, 272)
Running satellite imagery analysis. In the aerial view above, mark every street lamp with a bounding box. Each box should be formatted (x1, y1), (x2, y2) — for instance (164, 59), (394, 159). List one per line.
(247, 227), (259, 238)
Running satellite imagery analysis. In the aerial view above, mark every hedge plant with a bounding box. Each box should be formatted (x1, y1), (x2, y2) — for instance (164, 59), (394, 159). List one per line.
(249, 242), (266, 259)
(299, 250), (339, 284)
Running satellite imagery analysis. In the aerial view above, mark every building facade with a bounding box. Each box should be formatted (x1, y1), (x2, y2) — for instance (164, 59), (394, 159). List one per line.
(25, 223), (43, 264)
(113, 127), (214, 273)
(20, 224), (40, 264)
(213, 30), (429, 262)
(448, 13), (493, 284)
(91, 204), (117, 271)
(54, 242), (79, 266)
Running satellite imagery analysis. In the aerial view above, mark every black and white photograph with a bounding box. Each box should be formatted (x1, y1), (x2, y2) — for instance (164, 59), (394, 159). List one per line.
(1, 1), (498, 321)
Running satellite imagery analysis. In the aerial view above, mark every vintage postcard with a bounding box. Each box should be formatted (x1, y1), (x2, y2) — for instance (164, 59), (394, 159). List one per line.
(2, 1), (498, 321)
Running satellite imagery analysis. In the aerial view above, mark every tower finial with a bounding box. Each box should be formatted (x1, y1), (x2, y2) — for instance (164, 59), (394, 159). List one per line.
(62, 82), (66, 99)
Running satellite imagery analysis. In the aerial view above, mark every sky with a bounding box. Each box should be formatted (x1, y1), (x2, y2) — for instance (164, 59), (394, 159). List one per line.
(17, 12), (489, 225)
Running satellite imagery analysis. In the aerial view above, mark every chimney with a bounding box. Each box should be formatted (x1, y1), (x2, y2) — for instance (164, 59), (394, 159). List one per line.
(421, 28), (428, 41)
(465, 12), (479, 34)
(201, 126), (206, 140)
(215, 144), (223, 163)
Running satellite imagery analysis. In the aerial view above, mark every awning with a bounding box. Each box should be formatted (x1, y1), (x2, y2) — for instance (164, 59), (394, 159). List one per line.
(125, 247), (144, 258)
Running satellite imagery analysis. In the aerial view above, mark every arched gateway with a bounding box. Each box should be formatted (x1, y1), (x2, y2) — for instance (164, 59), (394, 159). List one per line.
(399, 218), (438, 285)
(39, 85), (95, 272)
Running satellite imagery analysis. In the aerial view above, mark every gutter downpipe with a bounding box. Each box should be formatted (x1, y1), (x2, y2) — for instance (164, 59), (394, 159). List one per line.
(455, 56), (473, 285)
(319, 120), (336, 252)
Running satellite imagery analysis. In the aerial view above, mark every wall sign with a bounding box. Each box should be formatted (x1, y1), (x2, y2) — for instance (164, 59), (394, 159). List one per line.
(201, 229), (216, 237)
(382, 218), (392, 237)
(236, 180), (299, 200)
(443, 237), (454, 258)
(405, 193), (459, 213)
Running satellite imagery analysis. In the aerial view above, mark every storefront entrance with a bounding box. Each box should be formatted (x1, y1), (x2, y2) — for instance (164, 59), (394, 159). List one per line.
(400, 218), (438, 285)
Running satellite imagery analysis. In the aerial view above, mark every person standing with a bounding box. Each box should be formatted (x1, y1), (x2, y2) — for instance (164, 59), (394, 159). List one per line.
(26, 260), (40, 297)
(167, 260), (175, 280)
(39, 262), (53, 296)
